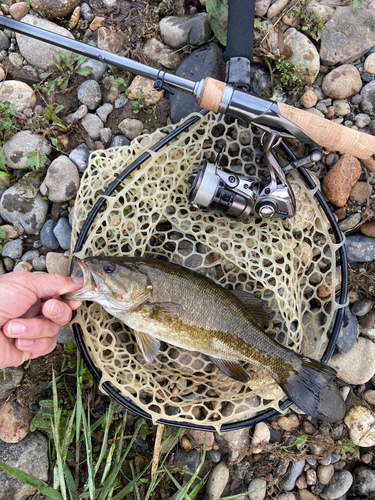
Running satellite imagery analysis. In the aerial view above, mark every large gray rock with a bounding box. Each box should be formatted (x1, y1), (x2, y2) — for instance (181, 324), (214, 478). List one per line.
(3, 131), (52, 170)
(0, 431), (48, 500)
(320, 7), (375, 66)
(16, 15), (74, 71)
(160, 13), (212, 49)
(345, 235), (375, 263)
(0, 81), (36, 113)
(40, 156), (80, 203)
(0, 185), (48, 235)
(142, 38), (181, 70)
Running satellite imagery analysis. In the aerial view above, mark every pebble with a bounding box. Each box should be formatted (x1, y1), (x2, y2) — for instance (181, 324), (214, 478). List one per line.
(159, 13), (212, 49)
(322, 154), (361, 207)
(276, 495), (296, 500)
(90, 16), (105, 31)
(81, 113), (104, 140)
(0, 367), (23, 400)
(351, 299), (373, 317)
(78, 80), (102, 110)
(338, 212), (361, 232)
(358, 310), (375, 329)
(45, 252), (70, 276)
(320, 7), (375, 65)
(0, 80), (36, 113)
(21, 250), (39, 262)
(53, 217), (71, 250)
(8, 52), (23, 69)
(68, 6), (80, 29)
(361, 81), (375, 115)
(251, 422), (270, 453)
(333, 99), (350, 116)
(344, 406), (375, 446)
(267, 0), (288, 18)
(283, 28), (319, 84)
(248, 478), (266, 500)
(299, 89), (317, 109)
(0, 225), (17, 240)
(32, 255), (46, 271)
(354, 465), (375, 496)
(306, 470), (316, 486)
(142, 37), (181, 70)
(0, 186), (48, 235)
(109, 135), (130, 148)
(284, 460), (305, 491)
(256, 0), (271, 16)
(204, 462), (230, 500)
(321, 65), (362, 99)
(1, 239), (23, 259)
(127, 75), (164, 105)
(297, 491), (315, 500)
(40, 156), (80, 203)
(277, 413), (299, 431)
(251, 65), (272, 96)
(3, 257), (14, 271)
(118, 118), (143, 140)
(13, 261), (32, 272)
(100, 127), (112, 145)
(316, 384), (346, 423)
(16, 15), (74, 71)
(40, 220), (59, 250)
(222, 428), (250, 461)
(80, 2), (94, 21)
(3, 131), (52, 170)
(0, 432), (48, 500)
(0, 31), (9, 51)
(29, 0), (80, 20)
(335, 306), (358, 354)
(206, 450), (221, 463)
(364, 389), (375, 405)
(69, 143), (91, 173)
(330, 337), (375, 384)
(320, 470), (353, 499)
(96, 103), (113, 123)
(0, 400), (31, 443)
(354, 113), (371, 128)
(114, 96), (127, 108)
(364, 53), (375, 75)
(187, 429), (214, 450)
(345, 235), (375, 263)
(360, 221), (375, 237)
(302, 420), (315, 434)
(317, 464), (335, 485)
(66, 104), (88, 124)
(351, 181), (373, 203)
(295, 475), (307, 489)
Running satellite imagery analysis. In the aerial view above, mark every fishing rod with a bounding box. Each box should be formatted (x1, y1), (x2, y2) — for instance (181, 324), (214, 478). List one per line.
(0, 16), (374, 160)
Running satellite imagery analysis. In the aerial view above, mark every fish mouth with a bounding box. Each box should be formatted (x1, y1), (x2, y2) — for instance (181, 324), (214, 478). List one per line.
(64, 258), (98, 299)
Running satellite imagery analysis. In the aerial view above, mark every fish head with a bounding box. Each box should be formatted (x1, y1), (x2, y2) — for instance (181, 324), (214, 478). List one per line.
(64, 257), (152, 310)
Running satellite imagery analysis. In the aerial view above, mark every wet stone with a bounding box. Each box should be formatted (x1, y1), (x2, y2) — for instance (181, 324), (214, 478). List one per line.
(40, 219), (59, 250)
(69, 143), (91, 173)
(1, 239), (23, 259)
(53, 217), (71, 250)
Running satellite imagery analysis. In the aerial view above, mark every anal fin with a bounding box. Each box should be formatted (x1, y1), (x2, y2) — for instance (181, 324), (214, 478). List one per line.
(135, 331), (161, 363)
(209, 356), (250, 383)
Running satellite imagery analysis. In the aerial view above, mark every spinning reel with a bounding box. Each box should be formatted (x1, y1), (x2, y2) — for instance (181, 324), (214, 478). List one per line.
(189, 124), (323, 220)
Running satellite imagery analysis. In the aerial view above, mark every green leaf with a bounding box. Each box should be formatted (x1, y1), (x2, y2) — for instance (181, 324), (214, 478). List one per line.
(293, 434), (308, 446)
(206, 0), (228, 46)
(353, 0), (360, 11)
(64, 342), (75, 351)
(26, 151), (49, 171)
(45, 105), (68, 131)
(54, 105), (64, 114)
(0, 172), (10, 177)
(254, 19), (262, 29)
(0, 228), (7, 240)
(76, 66), (92, 77)
(0, 461), (63, 500)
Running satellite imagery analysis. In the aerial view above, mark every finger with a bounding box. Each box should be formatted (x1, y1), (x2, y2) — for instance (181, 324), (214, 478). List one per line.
(4, 272), (84, 300)
(61, 299), (82, 310)
(15, 336), (57, 360)
(4, 317), (60, 339)
(41, 299), (75, 325)
(21, 299), (42, 319)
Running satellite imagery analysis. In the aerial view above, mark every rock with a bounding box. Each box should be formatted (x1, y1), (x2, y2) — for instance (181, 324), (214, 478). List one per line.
(345, 235), (375, 263)
(142, 38), (181, 70)
(9, 53), (23, 70)
(276, 495), (296, 500)
(317, 464), (334, 485)
(322, 154), (361, 207)
(169, 42), (225, 123)
(90, 16), (105, 31)
(68, 5), (80, 29)
(277, 414), (299, 431)
(333, 99), (350, 116)
(16, 15), (74, 71)
(354, 113), (371, 129)
(3, 258), (14, 272)
(0, 431), (48, 500)
(0, 81), (36, 113)
(118, 118), (143, 140)
(53, 217), (71, 250)
(0, 186), (47, 235)
(299, 89), (317, 109)
(361, 81), (375, 115)
(187, 429), (214, 450)
(127, 75), (164, 105)
(251, 65), (272, 96)
(32, 255), (46, 271)
(109, 135), (130, 148)
(354, 466), (375, 496)
(283, 28), (319, 84)
(320, 470), (353, 499)
(9, 2), (28, 21)
(248, 478), (267, 500)
(80, 2), (93, 21)
(114, 96), (128, 108)
(256, 0), (271, 16)
(316, 383), (346, 422)
(1, 239), (23, 259)
(79, 57), (107, 81)
(96, 103), (113, 123)
(359, 311), (375, 329)
(204, 462), (230, 500)
(350, 181), (372, 202)
(81, 113), (104, 141)
(364, 389), (375, 405)
(0, 400), (31, 443)
(40, 220), (59, 249)
(40, 156), (80, 203)
(69, 143), (91, 173)
(0, 32), (9, 51)
(0, 367), (23, 400)
(329, 337), (375, 384)
(306, 470), (316, 485)
(321, 65), (362, 99)
(284, 461), (305, 491)
(360, 221), (375, 237)
(206, 450), (221, 463)
(100, 128), (112, 145)
(267, 0), (288, 18)
(351, 299), (373, 317)
(13, 261), (33, 272)
(335, 306), (359, 354)
(160, 13), (212, 49)
(365, 53), (375, 76)
(344, 406), (375, 446)
(338, 212), (361, 232)
(251, 422), (270, 453)
(0, 225), (19, 240)
(3, 131), (52, 170)
(297, 491), (315, 500)
(97, 27), (125, 54)
(45, 252), (70, 276)
(77, 80), (101, 110)
(295, 475), (307, 489)
(222, 428), (250, 461)
(30, 0), (80, 19)
(66, 104), (88, 124)
(320, 7), (375, 65)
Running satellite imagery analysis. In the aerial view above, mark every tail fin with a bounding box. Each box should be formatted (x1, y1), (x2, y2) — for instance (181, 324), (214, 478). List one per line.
(279, 354), (337, 417)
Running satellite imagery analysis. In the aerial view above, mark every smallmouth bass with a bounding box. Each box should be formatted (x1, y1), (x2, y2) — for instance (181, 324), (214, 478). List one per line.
(65, 256), (336, 416)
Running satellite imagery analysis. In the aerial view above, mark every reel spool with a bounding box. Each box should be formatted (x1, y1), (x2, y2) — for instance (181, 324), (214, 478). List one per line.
(70, 112), (347, 432)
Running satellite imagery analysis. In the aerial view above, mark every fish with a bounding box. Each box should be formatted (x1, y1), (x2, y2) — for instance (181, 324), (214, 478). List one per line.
(64, 256), (337, 416)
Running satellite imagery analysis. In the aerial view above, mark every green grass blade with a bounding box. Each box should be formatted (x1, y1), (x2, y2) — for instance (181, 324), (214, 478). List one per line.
(218, 487), (267, 500)
(81, 408), (95, 499)
(110, 466), (149, 500)
(175, 436), (206, 500)
(94, 399), (115, 477)
(0, 460), (63, 500)
(100, 441), (116, 485)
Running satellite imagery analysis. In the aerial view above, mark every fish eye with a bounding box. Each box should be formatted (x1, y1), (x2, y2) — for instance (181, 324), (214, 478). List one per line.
(103, 264), (114, 274)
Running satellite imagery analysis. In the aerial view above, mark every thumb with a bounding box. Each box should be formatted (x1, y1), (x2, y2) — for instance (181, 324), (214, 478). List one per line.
(10, 272), (84, 299)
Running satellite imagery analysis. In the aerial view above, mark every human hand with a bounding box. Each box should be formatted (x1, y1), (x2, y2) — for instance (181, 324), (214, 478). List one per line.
(0, 272), (83, 369)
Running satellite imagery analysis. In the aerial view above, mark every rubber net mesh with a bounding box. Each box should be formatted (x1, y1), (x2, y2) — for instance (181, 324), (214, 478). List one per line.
(71, 112), (345, 432)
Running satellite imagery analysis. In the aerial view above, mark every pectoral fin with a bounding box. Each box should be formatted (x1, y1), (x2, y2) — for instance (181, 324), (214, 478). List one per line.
(135, 331), (161, 363)
(141, 302), (183, 326)
(209, 356), (250, 383)
(230, 290), (273, 328)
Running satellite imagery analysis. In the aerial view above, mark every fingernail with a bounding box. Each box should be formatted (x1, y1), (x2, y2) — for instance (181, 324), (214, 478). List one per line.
(71, 277), (84, 285)
(18, 338), (34, 347)
(8, 321), (26, 336)
(50, 301), (62, 317)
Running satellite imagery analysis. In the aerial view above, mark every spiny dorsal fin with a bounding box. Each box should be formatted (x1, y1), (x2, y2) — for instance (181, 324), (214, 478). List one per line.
(209, 356), (250, 383)
(135, 331), (161, 363)
(230, 290), (273, 328)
